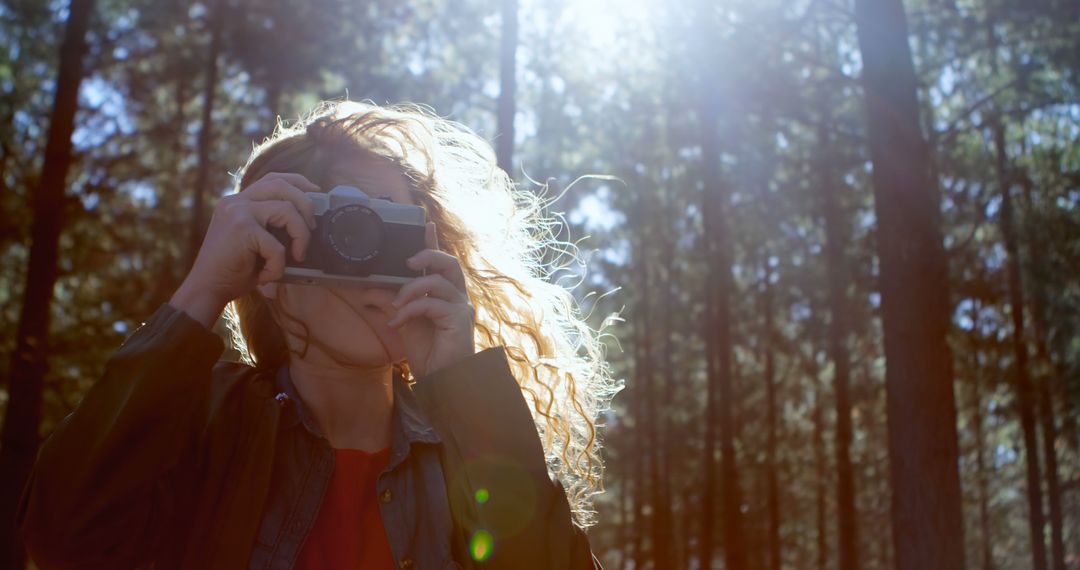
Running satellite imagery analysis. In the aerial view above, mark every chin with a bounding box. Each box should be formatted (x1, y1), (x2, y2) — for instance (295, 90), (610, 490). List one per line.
(321, 320), (406, 367)
(280, 286), (406, 366)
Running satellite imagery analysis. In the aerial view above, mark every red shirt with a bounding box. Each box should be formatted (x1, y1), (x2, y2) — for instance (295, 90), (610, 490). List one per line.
(295, 447), (397, 569)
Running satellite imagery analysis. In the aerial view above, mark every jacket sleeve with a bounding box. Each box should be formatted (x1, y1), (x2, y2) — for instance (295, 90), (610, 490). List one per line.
(412, 347), (602, 569)
(17, 303), (226, 569)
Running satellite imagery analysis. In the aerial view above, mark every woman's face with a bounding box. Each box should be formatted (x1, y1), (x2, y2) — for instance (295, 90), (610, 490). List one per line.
(261, 154), (418, 368)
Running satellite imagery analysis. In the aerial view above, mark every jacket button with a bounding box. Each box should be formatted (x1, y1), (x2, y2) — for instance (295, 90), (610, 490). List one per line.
(380, 488), (393, 503)
(399, 558), (414, 569)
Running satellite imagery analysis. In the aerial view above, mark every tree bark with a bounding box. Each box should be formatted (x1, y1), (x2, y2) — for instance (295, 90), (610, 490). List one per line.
(633, 191), (674, 568)
(0, 0), (97, 566)
(653, 177), (677, 569)
(618, 467), (630, 570)
(495, 0), (518, 174)
(806, 340), (828, 570)
(1036, 329), (1068, 570)
(968, 300), (995, 570)
(629, 223), (653, 567)
(697, 61), (746, 570)
(189, 0), (223, 269)
(992, 118), (1049, 570)
(852, 1), (967, 569)
(631, 303), (648, 568)
(152, 73), (191, 308)
(818, 96), (859, 570)
(760, 257), (781, 570)
(1018, 168), (1069, 570)
(1019, 174), (1079, 453)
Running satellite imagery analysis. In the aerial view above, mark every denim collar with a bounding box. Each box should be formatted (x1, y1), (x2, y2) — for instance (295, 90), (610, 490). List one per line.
(272, 365), (441, 468)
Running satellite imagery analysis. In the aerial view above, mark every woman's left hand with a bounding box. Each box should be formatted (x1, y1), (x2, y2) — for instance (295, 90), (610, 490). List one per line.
(388, 222), (476, 378)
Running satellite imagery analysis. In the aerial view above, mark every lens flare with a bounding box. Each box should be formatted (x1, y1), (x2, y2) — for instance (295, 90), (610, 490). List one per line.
(475, 488), (490, 504)
(470, 530), (494, 561)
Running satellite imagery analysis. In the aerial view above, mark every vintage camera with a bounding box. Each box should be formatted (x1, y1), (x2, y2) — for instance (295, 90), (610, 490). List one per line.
(269, 185), (427, 289)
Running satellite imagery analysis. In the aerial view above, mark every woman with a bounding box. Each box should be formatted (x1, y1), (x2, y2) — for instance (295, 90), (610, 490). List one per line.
(18, 101), (618, 568)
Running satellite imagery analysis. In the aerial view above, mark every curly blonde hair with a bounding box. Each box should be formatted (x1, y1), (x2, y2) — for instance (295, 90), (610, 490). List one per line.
(222, 100), (619, 527)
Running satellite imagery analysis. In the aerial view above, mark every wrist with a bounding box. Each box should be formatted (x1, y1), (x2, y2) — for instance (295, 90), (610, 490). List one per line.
(169, 280), (229, 330)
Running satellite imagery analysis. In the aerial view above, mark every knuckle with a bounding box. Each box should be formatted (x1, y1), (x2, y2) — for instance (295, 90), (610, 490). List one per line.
(219, 199), (245, 219)
(242, 217), (263, 233)
(217, 194), (236, 207)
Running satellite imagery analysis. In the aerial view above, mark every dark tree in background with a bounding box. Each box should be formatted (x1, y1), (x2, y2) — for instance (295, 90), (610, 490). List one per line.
(0, 0), (96, 566)
(694, 2), (746, 567)
(853, 0), (966, 568)
(189, 0), (224, 267)
(818, 70), (860, 570)
(993, 116), (1049, 570)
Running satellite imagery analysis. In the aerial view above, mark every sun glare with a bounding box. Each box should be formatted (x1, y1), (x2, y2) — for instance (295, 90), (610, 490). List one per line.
(535, 0), (653, 52)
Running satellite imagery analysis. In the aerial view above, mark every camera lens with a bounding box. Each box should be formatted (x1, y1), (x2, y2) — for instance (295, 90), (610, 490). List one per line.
(324, 204), (383, 262)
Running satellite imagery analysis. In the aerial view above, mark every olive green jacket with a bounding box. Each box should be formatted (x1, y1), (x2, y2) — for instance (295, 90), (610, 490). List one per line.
(19, 303), (599, 569)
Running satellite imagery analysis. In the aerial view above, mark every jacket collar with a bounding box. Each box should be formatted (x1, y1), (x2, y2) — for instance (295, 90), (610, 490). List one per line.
(272, 365), (441, 453)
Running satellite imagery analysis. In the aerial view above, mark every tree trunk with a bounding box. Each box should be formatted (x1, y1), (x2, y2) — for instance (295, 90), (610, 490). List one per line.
(1036, 332), (1067, 570)
(619, 471), (630, 570)
(760, 257), (781, 570)
(700, 209), (718, 570)
(629, 230), (653, 568)
(654, 179), (677, 569)
(1019, 175), (1079, 453)
(968, 300), (995, 570)
(633, 192), (673, 568)
(812, 357), (828, 570)
(697, 68), (746, 570)
(495, 0), (517, 174)
(152, 74), (191, 308)
(0, 0), (97, 566)
(681, 486), (695, 570)
(189, 0), (223, 269)
(817, 96), (859, 570)
(693, 3), (745, 566)
(992, 118), (1049, 570)
(1018, 168), (1069, 570)
(852, 1), (967, 569)
(631, 308), (648, 568)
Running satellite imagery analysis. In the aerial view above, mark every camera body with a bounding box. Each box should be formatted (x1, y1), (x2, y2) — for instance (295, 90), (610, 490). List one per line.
(269, 185), (427, 289)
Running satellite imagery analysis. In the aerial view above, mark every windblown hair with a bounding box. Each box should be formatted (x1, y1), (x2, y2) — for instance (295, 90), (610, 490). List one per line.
(223, 100), (619, 527)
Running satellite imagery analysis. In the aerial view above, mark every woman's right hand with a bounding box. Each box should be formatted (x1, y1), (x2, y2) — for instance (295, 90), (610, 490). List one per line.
(169, 172), (320, 328)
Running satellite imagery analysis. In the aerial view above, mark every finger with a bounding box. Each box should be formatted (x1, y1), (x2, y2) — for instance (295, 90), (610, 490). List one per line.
(387, 297), (473, 328)
(425, 221), (438, 250)
(406, 249), (467, 292)
(250, 226), (287, 285)
(250, 200), (311, 261)
(258, 172), (321, 193)
(393, 274), (466, 308)
(242, 177), (317, 229)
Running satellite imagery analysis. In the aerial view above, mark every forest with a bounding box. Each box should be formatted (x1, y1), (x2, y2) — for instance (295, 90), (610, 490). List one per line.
(0, 0), (1078, 568)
